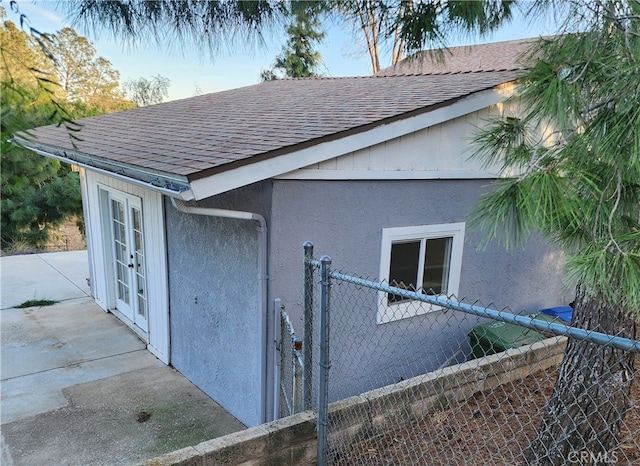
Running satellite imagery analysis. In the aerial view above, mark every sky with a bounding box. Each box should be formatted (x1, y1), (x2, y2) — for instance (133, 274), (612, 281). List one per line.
(12, 1), (560, 102)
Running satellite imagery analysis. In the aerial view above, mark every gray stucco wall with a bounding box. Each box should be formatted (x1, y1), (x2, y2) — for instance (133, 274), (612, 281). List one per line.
(269, 179), (572, 401)
(165, 181), (272, 427)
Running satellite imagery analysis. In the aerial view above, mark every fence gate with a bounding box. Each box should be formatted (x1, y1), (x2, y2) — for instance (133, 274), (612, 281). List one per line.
(277, 303), (304, 419)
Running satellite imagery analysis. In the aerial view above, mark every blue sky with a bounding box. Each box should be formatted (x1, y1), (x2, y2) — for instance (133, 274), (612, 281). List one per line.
(13, 1), (558, 101)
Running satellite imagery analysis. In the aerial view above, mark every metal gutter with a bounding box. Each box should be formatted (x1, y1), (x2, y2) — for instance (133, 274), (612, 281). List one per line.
(170, 198), (270, 423)
(13, 136), (195, 200)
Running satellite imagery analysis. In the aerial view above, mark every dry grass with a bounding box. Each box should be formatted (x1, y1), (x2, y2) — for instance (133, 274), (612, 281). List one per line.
(2, 217), (85, 256)
(41, 217), (86, 252)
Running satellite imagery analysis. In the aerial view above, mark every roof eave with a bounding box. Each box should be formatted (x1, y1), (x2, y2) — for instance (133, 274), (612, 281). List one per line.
(13, 136), (195, 200)
(186, 79), (519, 184)
(188, 83), (517, 200)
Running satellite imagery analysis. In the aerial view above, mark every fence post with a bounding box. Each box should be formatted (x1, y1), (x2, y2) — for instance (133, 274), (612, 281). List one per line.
(303, 241), (314, 411)
(317, 255), (332, 466)
(274, 298), (282, 419)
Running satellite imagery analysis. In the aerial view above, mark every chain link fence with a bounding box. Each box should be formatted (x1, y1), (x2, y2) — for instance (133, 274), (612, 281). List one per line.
(294, 243), (640, 466)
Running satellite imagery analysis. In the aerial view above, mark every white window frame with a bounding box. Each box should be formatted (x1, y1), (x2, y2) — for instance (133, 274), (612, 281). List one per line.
(378, 223), (466, 324)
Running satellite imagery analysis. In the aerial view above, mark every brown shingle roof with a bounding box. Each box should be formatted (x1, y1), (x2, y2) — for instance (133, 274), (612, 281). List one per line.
(25, 71), (520, 181)
(376, 38), (535, 76)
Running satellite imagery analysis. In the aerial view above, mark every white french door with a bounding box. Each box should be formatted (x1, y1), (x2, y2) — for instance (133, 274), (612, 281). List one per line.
(108, 192), (148, 333)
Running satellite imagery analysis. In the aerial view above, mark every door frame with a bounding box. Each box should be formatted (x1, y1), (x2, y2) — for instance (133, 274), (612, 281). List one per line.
(106, 190), (149, 334)
(87, 178), (170, 363)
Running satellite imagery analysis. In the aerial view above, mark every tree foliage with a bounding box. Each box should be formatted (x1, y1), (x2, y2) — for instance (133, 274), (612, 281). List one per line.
(0, 6), (132, 250)
(122, 74), (170, 106)
(333, 0), (408, 73)
(60, 0), (515, 74)
(471, 1), (640, 311)
(0, 5), (74, 132)
(1, 81), (83, 249)
(334, 0), (516, 73)
(48, 27), (132, 113)
(0, 9), (54, 86)
(58, 0), (287, 56)
(469, 1), (639, 462)
(261, 2), (326, 80)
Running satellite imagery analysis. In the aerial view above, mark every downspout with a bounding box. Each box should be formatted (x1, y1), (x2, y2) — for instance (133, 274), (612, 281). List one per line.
(170, 198), (269, 424)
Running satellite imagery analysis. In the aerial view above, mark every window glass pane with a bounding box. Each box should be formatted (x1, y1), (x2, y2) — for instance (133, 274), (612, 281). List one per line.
(132, 208), (141, 232)
(422, 237), (452, 295)
(388, 241), (420, 302)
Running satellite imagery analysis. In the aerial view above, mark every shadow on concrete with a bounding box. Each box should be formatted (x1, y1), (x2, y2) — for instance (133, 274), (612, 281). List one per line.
(1, 252), (245, 465)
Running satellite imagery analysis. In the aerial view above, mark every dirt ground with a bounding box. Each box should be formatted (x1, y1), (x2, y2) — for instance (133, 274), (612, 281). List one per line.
(334, 366), (640, 465)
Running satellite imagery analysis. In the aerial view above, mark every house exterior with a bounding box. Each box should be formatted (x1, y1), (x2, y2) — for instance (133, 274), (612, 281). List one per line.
(16, 39), (571, 427)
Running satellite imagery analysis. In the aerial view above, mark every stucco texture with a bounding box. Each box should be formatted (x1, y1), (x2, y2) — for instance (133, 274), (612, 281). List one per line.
(268, 179), (572, 401)
(165, 181), (272, 427)
(164, 177), (572, 414)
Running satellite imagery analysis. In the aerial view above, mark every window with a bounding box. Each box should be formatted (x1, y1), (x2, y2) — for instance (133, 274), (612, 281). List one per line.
(378, 223), (465, 324)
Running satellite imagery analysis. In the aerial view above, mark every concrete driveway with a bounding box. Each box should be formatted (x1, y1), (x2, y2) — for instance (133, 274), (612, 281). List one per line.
(1, 251), (245, 466)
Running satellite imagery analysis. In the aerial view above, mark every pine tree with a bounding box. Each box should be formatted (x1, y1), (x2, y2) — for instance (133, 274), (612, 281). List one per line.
(261, 3), (326, 80)
(470, 2), (640, 462)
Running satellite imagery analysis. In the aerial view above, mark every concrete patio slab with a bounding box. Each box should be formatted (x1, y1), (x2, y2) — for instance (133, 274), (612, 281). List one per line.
(0, 251), (90, 309)
(2, 346), (163, 424)
(2, 365), (245, 466)
(1, 297), (145, 381)
(0, 252), (246, 465)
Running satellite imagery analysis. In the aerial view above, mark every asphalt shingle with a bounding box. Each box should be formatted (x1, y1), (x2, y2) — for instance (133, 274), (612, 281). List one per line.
(24, 70), (521, 180)
(376, 38), (535, 76)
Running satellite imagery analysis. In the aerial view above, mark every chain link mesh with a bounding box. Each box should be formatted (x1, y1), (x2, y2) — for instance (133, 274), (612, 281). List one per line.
(306, 262), (640, 465)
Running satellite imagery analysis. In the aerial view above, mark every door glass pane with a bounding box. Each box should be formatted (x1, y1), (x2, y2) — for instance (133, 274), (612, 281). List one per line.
(388, 241), (421, 303)
(422, 237), (452, 295)
(111, 199), (130, 304)
(131, 207), (147, 320)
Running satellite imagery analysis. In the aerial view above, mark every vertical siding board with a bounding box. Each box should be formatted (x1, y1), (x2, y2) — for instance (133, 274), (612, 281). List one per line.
(78, 168), (95, 300)
(368, 142), (386, 168)
(401, 131), (426, 171)
(280, 100), (528, 178)
(293, 112), (495, 175)
(383, 139), (403, 171)
(437, 116), (466, 171)
(318, 157), (338, 170)
(146, 191), (170, 362)
(336, 152), (354, 170)
(464, 110), (485, 172)
(351, 150), (369, 170)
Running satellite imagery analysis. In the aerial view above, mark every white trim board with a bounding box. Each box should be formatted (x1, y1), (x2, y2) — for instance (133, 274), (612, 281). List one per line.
(378, 223), (466, 325)
(189, 86), (514, 200)
(275, 169), (501, 181)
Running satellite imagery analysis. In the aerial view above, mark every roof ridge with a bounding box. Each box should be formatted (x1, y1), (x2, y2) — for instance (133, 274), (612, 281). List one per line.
(374, 68), (523, 77)
(276, 69), (520, 82)
(280, 75), (374, 81)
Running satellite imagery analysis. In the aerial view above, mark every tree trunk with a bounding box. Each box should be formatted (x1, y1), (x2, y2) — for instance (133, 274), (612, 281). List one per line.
(523, 288), (637, 465)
